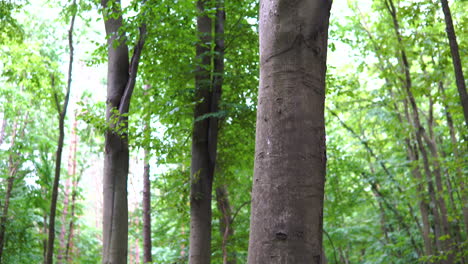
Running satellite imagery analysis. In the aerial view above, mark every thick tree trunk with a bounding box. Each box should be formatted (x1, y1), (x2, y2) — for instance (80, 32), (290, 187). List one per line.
(188, 0), (223, 263)
(101, 2), (130, 262)
(101, 1), (146, 262)
(45, 9), (75, 263)
(142, 149), (152, 263)
(247, 1), (331, 263)
(215, 186), (235, 264)
(439, 0), (468, 127)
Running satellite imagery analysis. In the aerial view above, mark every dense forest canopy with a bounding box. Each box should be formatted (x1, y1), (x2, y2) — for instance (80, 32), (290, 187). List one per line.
(0, 0), (466, 263)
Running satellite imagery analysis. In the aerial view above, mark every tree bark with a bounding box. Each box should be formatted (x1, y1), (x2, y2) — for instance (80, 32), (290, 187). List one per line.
(188, 0), (224, 263)
(248, 1), (331, 263)
(142, 148), (152, 263)
(439, 0), (468, 127)
(101, 0), (146, 262)
(45, 7), (75, 263)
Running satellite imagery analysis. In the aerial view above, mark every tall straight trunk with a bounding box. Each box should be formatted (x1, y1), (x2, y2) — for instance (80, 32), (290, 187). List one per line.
(248, 1), (331, 263)
(188, 0), (223, 263)
(439, 0), (468, 127)
(45, 8), (75, 263)
(101, 0), (146, 262)
(142, 148), (152, 263)
(215, 186), (235, 264)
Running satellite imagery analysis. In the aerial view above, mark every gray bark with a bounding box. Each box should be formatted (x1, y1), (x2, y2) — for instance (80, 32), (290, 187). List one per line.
(189, 0), (224, 263)
(247, 1), (331, 263)
(101, 0), (146, 262)
(143, 149), (152, 263)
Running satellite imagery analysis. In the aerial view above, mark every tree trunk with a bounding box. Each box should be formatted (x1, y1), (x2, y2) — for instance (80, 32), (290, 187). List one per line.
(215, 186), (235, 264)
(188, 0), (223, 263)
(247, 1), (331, 263)
(439, 81), (468, 235)
(45, 8), (75, 262)
(142, 149), (152, 263)
(0, 114), (26, 263)
(385, 0), (453, 261)
(439, 0), (468, 127)
(64, 115), (78, 262)
(101, 0), (146, 262)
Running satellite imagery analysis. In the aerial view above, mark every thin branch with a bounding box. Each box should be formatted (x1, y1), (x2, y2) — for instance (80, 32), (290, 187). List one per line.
(230, 199), (250, 225)
(118, 23), (147, 115)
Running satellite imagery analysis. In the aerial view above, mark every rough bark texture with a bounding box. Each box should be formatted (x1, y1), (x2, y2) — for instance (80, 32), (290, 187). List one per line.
(188, 0), (223, 263)
(101, 0), (146, 262)
(45, 9), (75, 263)
(142, 149), (152, 263)
(439, 0), (468, 127)
(247, 1), (331, 263)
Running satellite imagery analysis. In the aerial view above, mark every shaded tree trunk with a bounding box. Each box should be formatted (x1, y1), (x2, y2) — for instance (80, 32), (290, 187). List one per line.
(188, 0), (224, 263)
(439, 0), (468, 127)
(247, 1), (331, 263)
(100, 0), (146, 262)
(142, 148), (152, 263)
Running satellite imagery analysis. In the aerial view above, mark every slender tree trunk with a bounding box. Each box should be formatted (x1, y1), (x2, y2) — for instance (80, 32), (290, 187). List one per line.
(142, 148), (152, 263)
(188, 0), (224, 263)
(58, 178), (71, 264)
(439, 0), (468, 127)
(101, 0), (146, 262)
(248, 1), (331, 263)
(64, 115), (78, 262)
(215, 186), (235, 264)
(0, 116), (6, 145)
(65, 171), (79, 262)
(45, 8), (75, 263)
(0, 115), (25, 262)
(389, 88), (434, 257)
(385, 0), (453, 261)
(439, 81), (468, 234)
